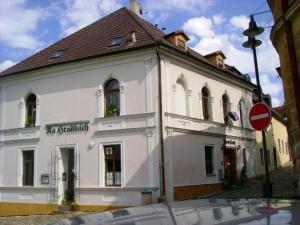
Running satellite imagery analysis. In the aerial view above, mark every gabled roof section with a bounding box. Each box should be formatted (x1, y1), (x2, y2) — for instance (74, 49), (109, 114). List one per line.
(0, 7), (166, 77)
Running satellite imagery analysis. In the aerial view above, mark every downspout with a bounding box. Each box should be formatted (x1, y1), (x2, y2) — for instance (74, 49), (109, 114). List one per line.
(155, 43), (166, 200)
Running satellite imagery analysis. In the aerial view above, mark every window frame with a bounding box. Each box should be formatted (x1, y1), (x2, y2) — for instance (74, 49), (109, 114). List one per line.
(201, 87), (211, 121)
(104, 79), (120, 117)
(25, 93), (37, 127)
(205, 145), (215, 176)
(19, 148), (36, 187)
(99, 142), (123, 187)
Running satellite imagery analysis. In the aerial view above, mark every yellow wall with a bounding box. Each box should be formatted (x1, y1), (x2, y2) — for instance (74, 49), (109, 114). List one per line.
(256, 115), (290, 175)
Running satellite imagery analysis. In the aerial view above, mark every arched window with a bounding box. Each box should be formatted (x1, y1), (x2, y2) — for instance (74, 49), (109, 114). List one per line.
(174, 79), (187, 115)
(104, 79), (120, 116)
(239, 99), (246, 127)
(222, 94), (229, 124)
(202, 87), (211, 120)
(25, 93), (36, 127)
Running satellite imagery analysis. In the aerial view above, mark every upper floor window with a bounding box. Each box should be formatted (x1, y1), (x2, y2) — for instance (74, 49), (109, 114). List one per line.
(239, 100), (246, 127)
(104, 79), (120, 116)
(202, 87), (211, 120)
(174, 79), (187, 116)
(222, 94), (229, 124)
(25, 93), (36, 127)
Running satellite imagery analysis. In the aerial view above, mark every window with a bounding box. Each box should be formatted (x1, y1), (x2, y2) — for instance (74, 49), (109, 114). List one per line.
(104, 145), (121, 186)
(205, 146), (214, 176)
(52, 49), (65, 58)
(282, 140), (284, 155)
(104, 79), (120, 116)
(260, 148), (264, 165)
(174, 79), (187, 116)
(217, 58), (224, 67)
(239, 100), (246, 127)
(222, 94), (229, 124)
(278, 139), (281, 153)
(177, 39), (185, 50)
(111, 37), (123, 46)
(25, 93), (36, 127)
(286, 143), (288, 155)
(202, 87), (211, 120)
(22, 150), (34, 186)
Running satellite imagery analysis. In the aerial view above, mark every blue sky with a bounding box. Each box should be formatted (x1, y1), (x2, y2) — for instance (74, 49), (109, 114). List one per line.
(0, 0), (283, 106)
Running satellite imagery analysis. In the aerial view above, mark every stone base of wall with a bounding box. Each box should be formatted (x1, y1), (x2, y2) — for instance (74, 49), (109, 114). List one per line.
(174, 183), (222, 201)
(0, 202), (130, 216)
(0, 203), (58, 216)
(78, 205), (129, 212)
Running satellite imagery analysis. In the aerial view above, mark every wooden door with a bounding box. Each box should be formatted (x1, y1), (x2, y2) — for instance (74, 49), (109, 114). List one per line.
(223, 148), (237, 185)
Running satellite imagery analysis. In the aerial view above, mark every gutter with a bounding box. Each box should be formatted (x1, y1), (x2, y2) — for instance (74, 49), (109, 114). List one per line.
(155, 43), (166, 200)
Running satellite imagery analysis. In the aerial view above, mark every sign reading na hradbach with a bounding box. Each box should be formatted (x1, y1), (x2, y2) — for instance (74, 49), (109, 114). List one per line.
(45, 120), (89, 135)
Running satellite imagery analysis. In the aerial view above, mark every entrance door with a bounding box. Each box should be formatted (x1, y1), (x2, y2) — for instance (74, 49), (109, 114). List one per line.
(223, 148), (237, 186)
(58, 148), (75, 204)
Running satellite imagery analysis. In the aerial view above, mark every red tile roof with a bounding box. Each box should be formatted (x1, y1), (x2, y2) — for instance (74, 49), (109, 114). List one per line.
(0, 7), (254, 85)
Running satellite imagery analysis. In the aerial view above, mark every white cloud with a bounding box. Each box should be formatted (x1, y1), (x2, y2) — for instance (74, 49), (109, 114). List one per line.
(229, 15), (249, 30)
(57, 0), (122, 36)
(183, 17), (215, 38)
(0, 0), (45, 50)
(213, 14), (226, 25)
(0, 60), (16, 72)
(272, 97), (282, 107)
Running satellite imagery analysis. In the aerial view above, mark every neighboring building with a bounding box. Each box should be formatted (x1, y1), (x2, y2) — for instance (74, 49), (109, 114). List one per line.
(256, 108), (290, 176)
(267, 0), (300, 195)
(0, 1), (256, 216)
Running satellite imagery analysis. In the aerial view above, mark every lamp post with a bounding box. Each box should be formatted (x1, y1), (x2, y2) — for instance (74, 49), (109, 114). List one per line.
(243, 15), (272, 198)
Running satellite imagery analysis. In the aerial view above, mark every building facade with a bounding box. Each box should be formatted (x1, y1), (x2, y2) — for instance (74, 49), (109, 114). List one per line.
(256, 109), (290, 176)
(0, 4), (256, 215)
(268, 0), (300, 195)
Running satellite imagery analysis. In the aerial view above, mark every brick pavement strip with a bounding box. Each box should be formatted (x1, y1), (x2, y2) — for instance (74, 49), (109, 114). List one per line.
(0, 212), (90, 225)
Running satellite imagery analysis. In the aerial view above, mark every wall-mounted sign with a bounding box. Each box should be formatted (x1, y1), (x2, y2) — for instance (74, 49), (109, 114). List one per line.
(41, 174), (50, 184)
(224, 139), (236, 148)
(46, 121), (89, 135)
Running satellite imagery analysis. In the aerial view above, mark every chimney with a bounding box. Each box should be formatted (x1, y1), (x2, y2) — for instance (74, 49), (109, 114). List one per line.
(129, 0), (143, 17)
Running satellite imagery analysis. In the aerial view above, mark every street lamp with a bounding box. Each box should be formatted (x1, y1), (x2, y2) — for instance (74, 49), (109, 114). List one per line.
(243, 15), (272, 198)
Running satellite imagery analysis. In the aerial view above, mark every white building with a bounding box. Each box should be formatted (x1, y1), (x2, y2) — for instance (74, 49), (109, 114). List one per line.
(0, 1), (256, 215)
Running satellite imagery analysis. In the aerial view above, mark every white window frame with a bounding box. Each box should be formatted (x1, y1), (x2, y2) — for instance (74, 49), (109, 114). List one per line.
(99, 141), (124, 187)
(204, 145), (215, 177)
(18, 147), (37, 187)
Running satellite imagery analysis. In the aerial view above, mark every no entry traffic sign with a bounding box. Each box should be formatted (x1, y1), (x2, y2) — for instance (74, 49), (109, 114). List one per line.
(249, 103), (271, 131)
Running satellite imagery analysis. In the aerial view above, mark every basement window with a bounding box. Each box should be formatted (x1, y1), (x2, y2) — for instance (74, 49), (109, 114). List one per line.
(111, 37), (123, 46)
(51, 49), (66, 58)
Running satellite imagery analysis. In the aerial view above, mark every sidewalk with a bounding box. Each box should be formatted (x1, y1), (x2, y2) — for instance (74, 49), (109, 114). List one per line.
(203, 161), (296, 199)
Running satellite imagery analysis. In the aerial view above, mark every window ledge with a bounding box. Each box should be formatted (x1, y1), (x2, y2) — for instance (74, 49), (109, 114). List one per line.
(206, 174), (216, 177)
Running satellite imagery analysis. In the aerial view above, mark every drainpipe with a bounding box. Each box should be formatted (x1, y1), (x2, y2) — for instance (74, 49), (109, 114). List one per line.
(155, 43), (166, 200)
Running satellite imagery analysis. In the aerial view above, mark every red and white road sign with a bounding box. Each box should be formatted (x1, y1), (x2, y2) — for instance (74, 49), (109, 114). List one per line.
(249, 103), (271, 130)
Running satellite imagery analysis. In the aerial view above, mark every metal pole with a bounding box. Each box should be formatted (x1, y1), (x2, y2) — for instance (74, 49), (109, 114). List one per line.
(251, 34), (272, 198)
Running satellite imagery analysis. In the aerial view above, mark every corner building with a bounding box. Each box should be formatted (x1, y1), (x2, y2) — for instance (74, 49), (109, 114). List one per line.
(0, 6), (256, 215)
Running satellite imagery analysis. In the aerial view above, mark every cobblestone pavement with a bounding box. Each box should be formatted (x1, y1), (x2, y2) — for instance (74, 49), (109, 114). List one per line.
(206, 161), (296, 199)
(0, 212), (90, 225)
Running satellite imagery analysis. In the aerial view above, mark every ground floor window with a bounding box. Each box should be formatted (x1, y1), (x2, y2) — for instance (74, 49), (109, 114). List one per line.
(104, 145), (121, 186)
(22, 150), (34, 186)
(205, 146), (214, 176)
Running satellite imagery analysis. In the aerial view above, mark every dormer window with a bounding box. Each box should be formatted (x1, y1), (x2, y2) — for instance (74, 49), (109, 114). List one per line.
(218, 58), (224, 67)
(177, 39), (186, 51)
(111, 37), (123, 46)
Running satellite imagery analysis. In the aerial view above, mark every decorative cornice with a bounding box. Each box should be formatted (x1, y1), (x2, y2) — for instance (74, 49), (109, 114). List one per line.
(95, 112), (155, 121)
(0, 126), (41, 134)
(0, 138), (40, 145)
(95, 126), (155, 135)
(166, 126), (255, 141)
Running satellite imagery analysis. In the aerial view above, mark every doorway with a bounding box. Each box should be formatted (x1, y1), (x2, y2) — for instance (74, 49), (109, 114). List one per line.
(58, 148), (75, 205)
(223, 148), (237, 186)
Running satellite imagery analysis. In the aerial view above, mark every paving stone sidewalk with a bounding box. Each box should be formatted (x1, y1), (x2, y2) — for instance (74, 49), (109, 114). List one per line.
(206, 161), (296, 199)
(0, 212), (90, 225)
